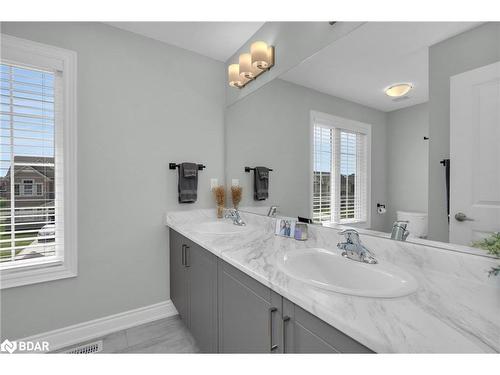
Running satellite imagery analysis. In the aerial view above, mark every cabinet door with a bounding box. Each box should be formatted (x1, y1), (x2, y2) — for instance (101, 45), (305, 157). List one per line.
(185, 241), (218, 353)
(169, 229), (188, 322)
(218, 260), (283, 353)
(282, 299), (373, 353)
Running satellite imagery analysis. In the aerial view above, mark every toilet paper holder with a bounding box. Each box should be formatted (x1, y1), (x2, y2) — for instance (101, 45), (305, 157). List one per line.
(377, 203), (386, 214)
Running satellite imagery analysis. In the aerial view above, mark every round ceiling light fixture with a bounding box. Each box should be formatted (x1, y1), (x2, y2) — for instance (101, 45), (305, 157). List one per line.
(384, 83), (413, 97)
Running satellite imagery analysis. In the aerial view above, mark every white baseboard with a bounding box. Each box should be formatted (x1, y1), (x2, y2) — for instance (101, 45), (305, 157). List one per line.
(21, 300), (178, 352)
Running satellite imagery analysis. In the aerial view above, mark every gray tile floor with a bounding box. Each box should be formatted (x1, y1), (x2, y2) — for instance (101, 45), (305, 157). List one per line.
(55, 315), (199, 354)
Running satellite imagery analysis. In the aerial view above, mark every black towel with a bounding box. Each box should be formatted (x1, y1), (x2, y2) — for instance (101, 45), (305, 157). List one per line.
(178, 163), (198, 203)
(254, 166), (269, 201)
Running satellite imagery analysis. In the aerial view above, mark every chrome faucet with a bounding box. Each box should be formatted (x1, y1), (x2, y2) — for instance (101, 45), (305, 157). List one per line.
(391, 220), (410, 241)
(267, 206), (278, 217)
(337, 229), (377, 264)
(225, 208), (246, 226)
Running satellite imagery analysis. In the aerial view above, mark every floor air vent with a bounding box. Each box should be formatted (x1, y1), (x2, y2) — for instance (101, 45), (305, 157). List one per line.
(64, 340), (103, 354)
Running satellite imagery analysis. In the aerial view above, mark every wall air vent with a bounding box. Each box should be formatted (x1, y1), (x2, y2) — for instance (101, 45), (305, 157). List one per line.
(63, 340), (103, 354)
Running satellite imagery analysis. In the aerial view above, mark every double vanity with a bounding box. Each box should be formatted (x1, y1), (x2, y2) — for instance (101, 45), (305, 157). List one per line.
(166, 209), (500, 353)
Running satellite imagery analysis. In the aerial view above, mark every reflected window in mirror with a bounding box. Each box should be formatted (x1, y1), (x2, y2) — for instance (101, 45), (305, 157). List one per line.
(311, 112), (371, 226)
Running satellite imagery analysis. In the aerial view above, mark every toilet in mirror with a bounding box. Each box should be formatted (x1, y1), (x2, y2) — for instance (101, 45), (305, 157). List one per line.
(225, 22), (500, 254)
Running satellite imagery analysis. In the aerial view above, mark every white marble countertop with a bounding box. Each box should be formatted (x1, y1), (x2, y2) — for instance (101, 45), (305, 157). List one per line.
(165, 209), (500, 353)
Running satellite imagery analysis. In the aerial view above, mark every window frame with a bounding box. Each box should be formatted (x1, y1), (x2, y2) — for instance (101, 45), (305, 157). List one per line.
(309, 110), (372, 228)
(0, 34), (77, 289)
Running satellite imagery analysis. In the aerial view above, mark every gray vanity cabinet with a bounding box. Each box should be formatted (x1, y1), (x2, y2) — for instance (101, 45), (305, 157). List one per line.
(169, 229), (218, 353)
(217, 260), (283, 353)
(282, 298), (372, 353)
(170, 229), (373, 354)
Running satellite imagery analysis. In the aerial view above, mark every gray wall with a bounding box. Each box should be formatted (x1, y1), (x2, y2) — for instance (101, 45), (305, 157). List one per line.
(0, 22), (225, 339)
(385, 103), (429, 231)
(225, 79), (388, 231)
(225, 22), (364, 106)
(428, 23), (500, 242)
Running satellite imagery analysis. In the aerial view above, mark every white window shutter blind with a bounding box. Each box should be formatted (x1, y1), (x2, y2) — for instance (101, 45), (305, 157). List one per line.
(355, 132), (368, 222)
(0, 63), (59, 266)
(312, 115), (369, 224)
(312, 124), (333, 222)
(331, 127), (341, 223)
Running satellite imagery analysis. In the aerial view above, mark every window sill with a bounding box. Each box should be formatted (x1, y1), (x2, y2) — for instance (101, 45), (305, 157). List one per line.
(339, 219), (367, 225)
(0, 258), (77, 289)
(320, 220), (370, 230)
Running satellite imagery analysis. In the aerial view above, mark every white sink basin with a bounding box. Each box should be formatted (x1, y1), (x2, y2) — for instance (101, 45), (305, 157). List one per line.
(195, 221), (249, 235)
(278, 248), (418, 298)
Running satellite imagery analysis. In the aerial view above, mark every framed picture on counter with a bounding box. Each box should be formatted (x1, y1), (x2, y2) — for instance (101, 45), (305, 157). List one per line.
(275, 218), (296, 238)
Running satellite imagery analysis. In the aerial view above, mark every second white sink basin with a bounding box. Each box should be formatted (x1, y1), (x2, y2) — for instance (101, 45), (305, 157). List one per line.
(195, 221), (249, 235)
(278, 248), (418, 298)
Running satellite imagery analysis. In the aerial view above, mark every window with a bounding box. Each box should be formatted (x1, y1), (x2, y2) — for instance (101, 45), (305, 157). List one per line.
(36, 183), (43, 196)
(22, 179), (34, 196)
(311, 111), (371, 225)
(0, 34), (77, 289)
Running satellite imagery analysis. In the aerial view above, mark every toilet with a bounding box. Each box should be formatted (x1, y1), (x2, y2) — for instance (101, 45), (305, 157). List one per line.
(396, 211), (428, 239)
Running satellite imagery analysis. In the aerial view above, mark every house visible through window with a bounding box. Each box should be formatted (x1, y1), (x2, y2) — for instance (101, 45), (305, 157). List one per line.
(1, 34), (77, 289)
(312, 112), (370, 225)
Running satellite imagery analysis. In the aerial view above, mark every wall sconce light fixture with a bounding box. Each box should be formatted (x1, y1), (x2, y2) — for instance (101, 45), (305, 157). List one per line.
(228, 41), (275, 89)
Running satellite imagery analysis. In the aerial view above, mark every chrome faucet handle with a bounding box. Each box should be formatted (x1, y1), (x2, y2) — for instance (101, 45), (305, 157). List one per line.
(393, 220), (409, 227)
(339, 228), (360, 244)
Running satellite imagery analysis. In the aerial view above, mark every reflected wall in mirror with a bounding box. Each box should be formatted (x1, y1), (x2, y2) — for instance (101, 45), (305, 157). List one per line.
(225, 21), (500, 250)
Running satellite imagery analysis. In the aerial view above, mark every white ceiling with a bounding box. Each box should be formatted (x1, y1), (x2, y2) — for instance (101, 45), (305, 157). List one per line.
(280, 22), (481, 112)
(106, 22), (264, 62)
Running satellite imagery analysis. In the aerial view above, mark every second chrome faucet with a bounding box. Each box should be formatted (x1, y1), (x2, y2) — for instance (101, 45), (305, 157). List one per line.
(224, 208), (246, 226)
(391, 220), (410, 241)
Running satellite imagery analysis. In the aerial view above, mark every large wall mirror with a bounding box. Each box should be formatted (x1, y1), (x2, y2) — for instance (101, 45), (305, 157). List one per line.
(225, 22), (500, 252)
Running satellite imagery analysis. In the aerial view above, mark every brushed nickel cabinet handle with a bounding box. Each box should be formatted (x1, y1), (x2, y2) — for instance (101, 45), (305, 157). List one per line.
(184, 246), (190, 267)
(282, 315), (290, 353)
(181, 244), (186, 266)
(269, 307), (278, 352)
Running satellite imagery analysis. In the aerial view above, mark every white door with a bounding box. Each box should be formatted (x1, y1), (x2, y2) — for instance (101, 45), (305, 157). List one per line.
(450, 61), (500, 245)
